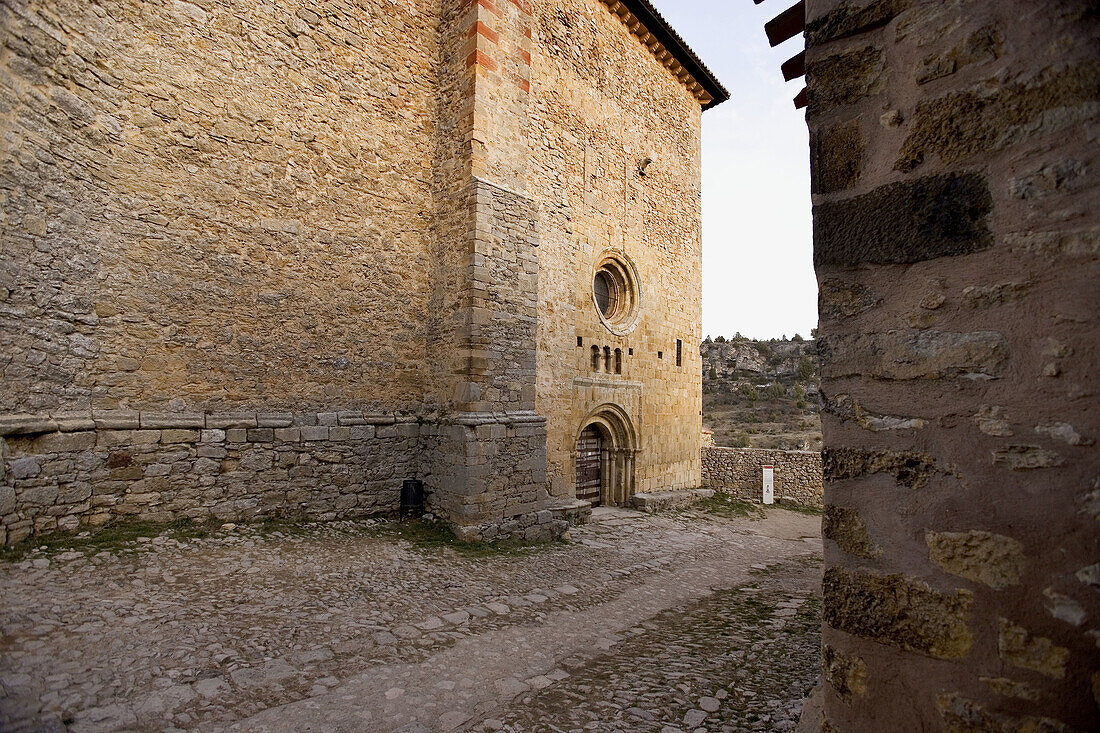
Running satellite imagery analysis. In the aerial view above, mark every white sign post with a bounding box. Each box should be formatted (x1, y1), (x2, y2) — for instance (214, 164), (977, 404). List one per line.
(762, 466), (775, 505)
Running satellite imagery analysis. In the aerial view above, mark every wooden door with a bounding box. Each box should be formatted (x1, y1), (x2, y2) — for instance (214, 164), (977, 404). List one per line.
(575, 425), (602, 505)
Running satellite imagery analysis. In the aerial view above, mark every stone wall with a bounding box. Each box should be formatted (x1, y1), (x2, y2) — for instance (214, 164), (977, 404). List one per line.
(0, 0), (438, 416)
(529, 0), (705, 500)
(0, 0), (715, 542)
(701, 447), (823, 508)
(805, 0), (1099, 729)
(0, 411), (420, 547)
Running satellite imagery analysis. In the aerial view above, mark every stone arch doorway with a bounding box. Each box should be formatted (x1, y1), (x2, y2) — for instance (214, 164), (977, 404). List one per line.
(574, 404), (638, 506)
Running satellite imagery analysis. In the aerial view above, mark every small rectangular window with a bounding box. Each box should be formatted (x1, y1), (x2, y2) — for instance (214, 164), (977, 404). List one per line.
(628, 348), (633, 356)
(676, 339), (683, 366)
(577, 336), (583, 347)
(658, 351), (663, 359)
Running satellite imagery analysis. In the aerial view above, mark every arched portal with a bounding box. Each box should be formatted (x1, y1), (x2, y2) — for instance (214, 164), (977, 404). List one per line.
(574, 404), (638, 506)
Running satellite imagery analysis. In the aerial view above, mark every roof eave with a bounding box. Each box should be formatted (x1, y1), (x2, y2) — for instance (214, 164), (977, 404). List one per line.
(599, 0), (731, 111)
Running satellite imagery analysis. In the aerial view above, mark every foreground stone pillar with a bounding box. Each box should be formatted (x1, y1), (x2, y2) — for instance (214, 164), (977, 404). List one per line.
(806, 0), (1098, 729)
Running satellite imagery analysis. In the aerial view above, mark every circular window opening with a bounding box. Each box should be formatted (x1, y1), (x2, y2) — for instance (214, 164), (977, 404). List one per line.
(594, 271), (616, 317)
(591, 254), (642, 335)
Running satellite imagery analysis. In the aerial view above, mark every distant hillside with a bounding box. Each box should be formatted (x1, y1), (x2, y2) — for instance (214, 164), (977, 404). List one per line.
(701, 335), (822, 451)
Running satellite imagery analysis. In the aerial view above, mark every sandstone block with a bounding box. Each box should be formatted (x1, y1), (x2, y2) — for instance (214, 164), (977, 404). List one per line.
(823, 566), (973, 659)
(926, 530), (1025, 589)
(814, 174), (992, 266)
(822, 645), (868, 703)
(824, 505), (881, 559)
(160, 429), (200, 444)
(997, 618), (1068, 678)
(140, 413), (204, 429)
(32, 431), (97, 453)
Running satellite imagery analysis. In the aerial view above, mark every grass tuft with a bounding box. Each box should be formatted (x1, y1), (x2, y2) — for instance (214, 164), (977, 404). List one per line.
(689, 493), (766, 520)
(776, 502), (824, 516)
(0, 519), (214, 562)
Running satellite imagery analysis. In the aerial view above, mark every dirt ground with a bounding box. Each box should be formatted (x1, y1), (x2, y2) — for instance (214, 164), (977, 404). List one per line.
(0, 504), (823, 732)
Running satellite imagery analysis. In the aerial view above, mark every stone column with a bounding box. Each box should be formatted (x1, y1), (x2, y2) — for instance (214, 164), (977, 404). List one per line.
(805, 0), (1099, 728)
(425, 0), (557, 542)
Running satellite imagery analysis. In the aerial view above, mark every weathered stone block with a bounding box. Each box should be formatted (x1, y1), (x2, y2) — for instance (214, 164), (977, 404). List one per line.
(896, 62), (1100, 172)
(807, 46), (888, 115)
(822, 645), (868, 703)
(20, 484), (58, 506)
(32, 431), (97, 453)
(10, 457), (41, 479)
(274, 427), (301, 442)
(0, 415), (57, 436)
(997, 618), (1069, 678)
(140, 413), (204, 429)
(206, 414), (257, 429)
(814, 174), (993, 266)
(811, 118), (864, 195)
(915, 25), (1002, 85)
(92, 411), (141, 430)
(201, 429), (226, 443)
(301, 426), (329, 441)
(160, 429), (199, 444)
(0, 486), (16, 514)
(256, 413), (294, 428)
(823, 447), (939, 489)
(926, 530), (1025, 589)
(806, 0), (912, 45)
(991, 445), (1065, 470)
(823, 505), (881, 558)
(246, 428), (274, 443)
(823, 566), (973, 659)
(820, 329), (1008, 380)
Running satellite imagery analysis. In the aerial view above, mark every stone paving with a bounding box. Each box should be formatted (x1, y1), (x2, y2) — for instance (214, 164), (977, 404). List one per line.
(0, 505), (823, 732)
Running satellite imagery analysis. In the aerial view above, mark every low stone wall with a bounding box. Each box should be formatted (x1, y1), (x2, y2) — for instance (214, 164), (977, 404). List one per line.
(0, 411), (422, 547)
(0, 410), (576, 546)
(701, 447), (823, 508)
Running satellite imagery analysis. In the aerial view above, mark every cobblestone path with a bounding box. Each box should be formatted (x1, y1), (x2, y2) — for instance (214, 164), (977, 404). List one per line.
(488, 564), (820, 733)
(0, 506), (822, 732)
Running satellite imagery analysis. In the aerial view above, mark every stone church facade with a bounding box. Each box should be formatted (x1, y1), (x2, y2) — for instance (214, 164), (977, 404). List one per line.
(0, 0), (726, 543)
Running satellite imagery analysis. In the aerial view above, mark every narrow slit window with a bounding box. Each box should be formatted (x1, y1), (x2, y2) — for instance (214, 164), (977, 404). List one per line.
(676, 339), (683, 366)
(603, 346), (612, 373)
(614, 348), (622, 374)
(577, 336), (584, 347)
(658, 351), (663, 360)
(591, 345), (600, 371)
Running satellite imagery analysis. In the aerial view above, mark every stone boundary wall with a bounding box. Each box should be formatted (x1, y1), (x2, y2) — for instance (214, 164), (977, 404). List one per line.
(0, 410), (582, 546)
(0, 410), (422, 547)
(701, 447), (823, 508)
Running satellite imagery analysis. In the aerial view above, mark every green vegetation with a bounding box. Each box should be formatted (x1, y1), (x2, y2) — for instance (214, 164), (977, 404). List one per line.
(689, 492), (765, 520)
(0, 519), (215, 562)
(777, 502), (824, 517)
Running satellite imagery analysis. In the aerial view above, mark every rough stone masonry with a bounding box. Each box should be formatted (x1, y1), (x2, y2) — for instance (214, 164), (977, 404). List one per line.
(803, 0), (1099, 729)
(0, 0), (728, 543)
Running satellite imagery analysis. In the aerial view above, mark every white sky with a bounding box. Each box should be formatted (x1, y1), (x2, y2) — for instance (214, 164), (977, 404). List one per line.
(649, 1), (816, 341)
